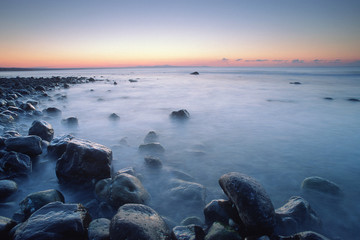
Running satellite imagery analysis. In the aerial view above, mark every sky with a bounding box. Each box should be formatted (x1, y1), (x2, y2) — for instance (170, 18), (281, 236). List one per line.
(0, 0), (359, 68)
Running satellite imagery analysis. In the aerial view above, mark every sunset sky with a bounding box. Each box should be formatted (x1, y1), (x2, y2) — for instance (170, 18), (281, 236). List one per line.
(0, 0), (359, 68)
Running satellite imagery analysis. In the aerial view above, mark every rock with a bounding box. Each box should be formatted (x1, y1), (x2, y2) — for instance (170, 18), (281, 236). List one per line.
(109, 113), (120, 121)
(114, 167), (136, 177)
(280, 231), (330, 240)
(172, 225), (205, 240)
(43, 107), (62, 117)
(95, 173), (149, 209)
(26, 100), (38, 106)
(203, 199), (242, 227)
(144, 156), (163, 169)
(204, 222), (242, 240)
(21, 103), (36, 111)
(190, 72), (199, 75)
(0, 113), (14, 124)
(301, 176), (343, 197)
(14, 201), (91, 240)
(19, 189), (65, 219)
(0, 216), (16, 240)
(34, 85), (46, 91)
(0, 180), (18, 200)
(170, 109), (190, 120)
(2, 131), (21, 138)
(61, 117), (79, 127)
(56, 139), (112, 184)
(347, 98), (360, 102)
(139, 143), (165, 155)
(28, 120), (54, 142)
(180, 216), (203, 226)
(63, 83), (70, 89)
(47, 134), (74, 159)
(109, 203), (172, 240)
(323, 97), (333, 100)
(8, 107), (24, 114)
(88, 218), (110, 240)
(0, 151), (32, 179)
(219, 172), (276, 236)
(5, 136), (42, 156)
(144, 131), (159, 143)
(128, 79), (138, 83)
(169, 179), (206, 204)
(275, 196), (321, 235)
(289, 82), (301, 85)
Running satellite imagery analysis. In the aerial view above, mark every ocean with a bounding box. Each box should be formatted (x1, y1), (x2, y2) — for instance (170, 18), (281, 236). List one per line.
(1, 67), (359, 238)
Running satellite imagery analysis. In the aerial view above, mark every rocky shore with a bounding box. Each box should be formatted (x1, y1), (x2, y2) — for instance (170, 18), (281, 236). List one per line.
(0, 76), (339, 239)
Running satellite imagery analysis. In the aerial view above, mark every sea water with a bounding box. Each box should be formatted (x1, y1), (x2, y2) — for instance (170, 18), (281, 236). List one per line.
(1, 67), (359, 238)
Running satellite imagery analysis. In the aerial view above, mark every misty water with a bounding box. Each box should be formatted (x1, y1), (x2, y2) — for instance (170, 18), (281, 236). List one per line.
(1, 67), (359, 238)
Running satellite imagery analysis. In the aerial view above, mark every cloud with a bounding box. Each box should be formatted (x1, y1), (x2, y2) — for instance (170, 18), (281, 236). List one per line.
(292, 59), (304, 64)
(235, 58), (243, 61)
(256, 59), (268, 62)
(221, 58), (229, 62)
(328, 59), (342, 64)
(272, 60), (288, 63)
(313, 59), (325, 63)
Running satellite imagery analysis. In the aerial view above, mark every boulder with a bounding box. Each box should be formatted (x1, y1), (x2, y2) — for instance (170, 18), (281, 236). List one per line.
(139, 143), (165, 155)
(0, 151), (31, 179)
(219, 172), (276, 236)
(47, 134), (74, 158)
(5, 136), (42, 156)
(43, 107), (62, 117)
(204, 222), (241, 240)
(144, 131), (159, 143)
(0, 216), (16, 240)
(14, 201), (91, 240)
(109, 113), (120, 121)
(168, 179), (206, 204)
(144, 156), (163, 169)
(170, 109), (190, 120)
(172, 225), (205, 240)
(0, 180), (18, 200)
(203, 199), (242, 227)
(180, 216), (203, 226)
(56, 139), (112, 184)
(280, 231), (330, 240)
(88, 218), (110, 240)
(28, 120), (54, 142)
(110, 203), (172, 240)
(19, 189), (65, 219)
(95, 173), (149, 209)
(61, 117), (79, 127)
(301, 176), (343, 197)
(275, 196), (321, 235)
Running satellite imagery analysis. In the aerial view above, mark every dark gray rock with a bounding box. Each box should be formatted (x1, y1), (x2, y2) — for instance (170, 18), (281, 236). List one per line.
(21, 103), (36, 111)
(219, 172), (276, 236)
(19, 189), (65, 219)
(180, 216), (203, 226)
(275, 196), (321, 235)
(61, 117), (79, 127)
(56, 139), (112, 184)
(0, 113), (14, 124)
(172, 225), (205, 240)
(0, 180), (18, 200)
(34, 85), (46, 91)
(168, 179), (206, 204)
(323, 97), (333, 101)
(144, 156), (163, 169)
(170, 109), (190, 120)
(14, 201), (91, 240)
(26, 100), (38, 106)
(280, 231), (330, 240)
(301, 176), (343, 197)
(3, 131), (21, 138)
(203, 199), (242, 228)
(28, 120), (54, 142)
(5, 136), (42, 156)
(0, 216), (16, 240)
(43, 107), (62, 117)
(88, 218), (110, 240)
(204, 222), (242, 240)
(47, 134), (74, 159)
(109, 113), (120, 121)
(0, 151), (31, 179)
(110, 203), (172, 240)
(139, 142), (165, 155)
(347, 98), (360, 102)
(95, 173), (149, 209)
(7, 106), (24, 114)
(144, 131), (159, 143)
(190, 72), (199, 75)
(289, 82), (302, 85)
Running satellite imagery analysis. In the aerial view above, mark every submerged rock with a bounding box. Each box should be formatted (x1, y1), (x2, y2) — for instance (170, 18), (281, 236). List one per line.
(88, 218), (110, 240)
(61, 117), (79, 127)
(110, 203), (172, 240)
(172, 225), (205, 240)
(170, 109), (190, 120)
(289, 82), (302, 85)
(301, 176), (343, 197)
(219, 172), (276, 236)
(0, 151), (32, 179)
(139, 142), (165, 155)
(5, 136), (42, 156)
(14, 201), (91, 240)
(180, 216), (203, 226)
(28, 120), (54, 142)
(0, 180), (18, 200)
(56, 139), (112, 184)
(168, 179), (206, 204)
(204, 222), (241, 240)
(144, 131), (159, 143)
(109, 113), (120, 121)
(43, 107), (62, 117)
(144, 156), (163, 169)
(95, 173), (149, 209)
(0, 113), (14, 124)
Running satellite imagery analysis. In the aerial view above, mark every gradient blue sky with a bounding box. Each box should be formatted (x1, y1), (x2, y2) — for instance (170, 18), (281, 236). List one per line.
(0, 0), (359, 67)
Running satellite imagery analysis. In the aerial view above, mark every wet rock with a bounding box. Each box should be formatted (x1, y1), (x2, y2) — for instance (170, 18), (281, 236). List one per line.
(219, 172), (276, 236)
(289, 82), (301, 85)
(34, 85), (46, 91)
(301, 176), (343, 197)
(109, 113), (120, 121)
(95, 173), (149, 209)
(63, 83), (70, 89)
(144, 131), (159, 143)
(0, 180), (18, 200)
(14, 201), (91, 240)
(43, 107), (62, 117)
(7, 107), (24, 114)
(139, 142), (165, 155)
(0, 151), (31, 179)
(47, 134), (74, 159)
(129, 79), (138, 83)
(88, 218), (110, 240)
(28, 120), (54, 142)
(169, 170), (195, 182)
(204, 222), (242, 240)
(0, 113), (14, 124)
(347, 98), (360, 102)
(323, 97), (333, 100)
(280, 231), (330, 240)
(114, 167), (136, 177)
(144, 156), (163, 169)
(0, 216), (16, 240)
(190, 72), (199, 75)
(275, 196), (321, 235)
(3, 131), (21, 138)
(56, 139), (112, 184)
(203, 199), (242, 227)
(169, 179), (206, 204)
(170, 109), (190, 120)
(26, 100), (38, 106)
(181, 216), (203, 226)
(172, 225), (205, 240)
(61, 117), (79, 127)
(5, 136), (42, 156)
(110, 203), (172, 240)
(19, 189), (65, 219)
